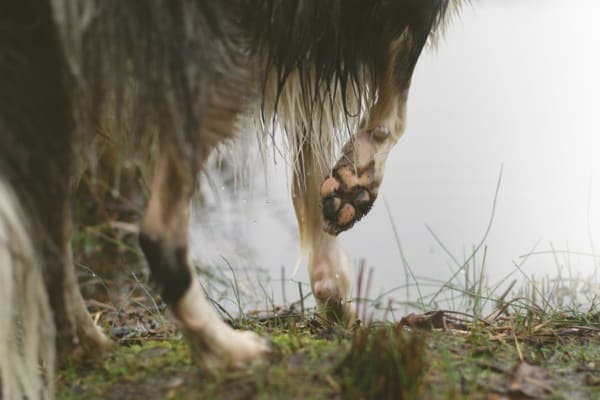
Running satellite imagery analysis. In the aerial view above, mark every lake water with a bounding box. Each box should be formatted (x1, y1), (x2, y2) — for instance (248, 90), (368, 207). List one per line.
(190, 0), (600, 315)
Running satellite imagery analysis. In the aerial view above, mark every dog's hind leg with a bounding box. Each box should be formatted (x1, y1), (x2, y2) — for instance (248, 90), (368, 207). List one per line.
(40, 205), (112, 361)
(139, 98), (270, 368)
(293, 144), (355, 325)
(57, 215), (113, 359)
(320, 29), (433, 235)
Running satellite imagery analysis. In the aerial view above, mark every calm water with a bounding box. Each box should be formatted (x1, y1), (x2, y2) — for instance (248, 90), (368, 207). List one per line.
(190, 1), (600, 315)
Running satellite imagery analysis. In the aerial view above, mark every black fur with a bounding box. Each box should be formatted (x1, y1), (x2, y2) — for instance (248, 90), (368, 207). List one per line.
(246, 0), (449, 117)
(139, 234), (192, 305)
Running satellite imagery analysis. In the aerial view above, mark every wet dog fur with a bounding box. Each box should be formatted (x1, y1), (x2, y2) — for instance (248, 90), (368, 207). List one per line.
(0, 0), (460, 397)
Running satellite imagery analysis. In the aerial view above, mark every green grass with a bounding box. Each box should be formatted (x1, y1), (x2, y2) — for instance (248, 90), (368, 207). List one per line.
(56, 305), (600, 400)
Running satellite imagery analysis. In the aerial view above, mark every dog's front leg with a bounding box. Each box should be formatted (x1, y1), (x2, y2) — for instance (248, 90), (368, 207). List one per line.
(293, 145), (355, 325)
(139, 143), (270, 368)
(320, 28), (430, 235)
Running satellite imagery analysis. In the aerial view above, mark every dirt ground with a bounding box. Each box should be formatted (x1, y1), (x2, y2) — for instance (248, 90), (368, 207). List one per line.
(57, 301), (600, 400)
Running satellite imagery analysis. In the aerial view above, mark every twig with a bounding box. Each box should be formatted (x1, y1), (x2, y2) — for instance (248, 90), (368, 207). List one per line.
(281, 266), (287, 306)
(298, 282), (305, 316)
(513, 330), (524, 362)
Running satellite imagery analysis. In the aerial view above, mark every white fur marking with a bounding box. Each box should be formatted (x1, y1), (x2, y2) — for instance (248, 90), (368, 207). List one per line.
(177, 278), (270, 367)
(177, 278), (221, 332)
(0, 179), (55, 400)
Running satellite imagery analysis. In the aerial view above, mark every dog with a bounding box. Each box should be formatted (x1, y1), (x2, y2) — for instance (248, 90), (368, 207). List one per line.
(0, 0), (460, 397)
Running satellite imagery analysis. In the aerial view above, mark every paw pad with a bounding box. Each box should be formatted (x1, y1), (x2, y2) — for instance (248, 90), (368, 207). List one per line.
(320, 127), (391, 235)
(321, 173), (375, 235)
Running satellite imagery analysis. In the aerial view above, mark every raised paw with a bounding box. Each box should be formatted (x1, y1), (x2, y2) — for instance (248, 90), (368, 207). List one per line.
(320, 126), (392, 235)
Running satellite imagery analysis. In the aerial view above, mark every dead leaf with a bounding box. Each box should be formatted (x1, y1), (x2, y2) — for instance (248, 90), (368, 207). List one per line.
(399, 311), (445, 329)
(398, 310), (470, 330)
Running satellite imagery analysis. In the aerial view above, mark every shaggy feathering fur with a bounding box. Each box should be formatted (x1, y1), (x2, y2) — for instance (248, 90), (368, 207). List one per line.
(50, 0), (461, 170)
(0, 180), (55, 399)
(254, 0), (462, 178)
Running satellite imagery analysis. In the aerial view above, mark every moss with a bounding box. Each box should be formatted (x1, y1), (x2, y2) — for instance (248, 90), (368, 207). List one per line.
(57, 313), (600, 399)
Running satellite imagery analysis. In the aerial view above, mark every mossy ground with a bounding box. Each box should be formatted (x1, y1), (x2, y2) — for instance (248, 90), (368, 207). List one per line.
(56, 306), (600, 400)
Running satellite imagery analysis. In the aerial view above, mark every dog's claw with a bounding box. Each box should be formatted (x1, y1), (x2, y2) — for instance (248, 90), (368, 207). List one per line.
(322, 196), (341, 221)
